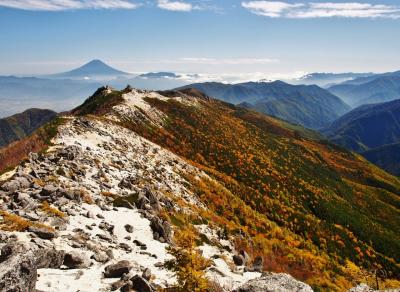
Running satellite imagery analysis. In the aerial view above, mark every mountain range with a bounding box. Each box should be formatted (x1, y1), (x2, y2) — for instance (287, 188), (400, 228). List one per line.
(323, 99), (400, 175)
(0, 86), (399, 290)
(327, 72), (400, 107)
(290, 72), (374, 87)
(179, 81), (350, 129)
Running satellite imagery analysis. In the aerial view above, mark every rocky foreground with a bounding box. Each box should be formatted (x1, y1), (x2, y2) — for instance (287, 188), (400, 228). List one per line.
(0, 88), (380, 291)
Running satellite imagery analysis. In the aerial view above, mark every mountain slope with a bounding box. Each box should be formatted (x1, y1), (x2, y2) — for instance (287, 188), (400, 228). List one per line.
(0, 87), (399, 290)
(180, 81), (350, 129)
(323, 99), (400, 175)
(178, 81), (262, 104)
(324, 99), (400, 152)
(362, 143), (400, 176)
(241, 83), (350, 129)
(48, 59), (130, 79)
(328, 76), (400, 107)
(76, 87), (400, 287)
(0, 108), (57, 148)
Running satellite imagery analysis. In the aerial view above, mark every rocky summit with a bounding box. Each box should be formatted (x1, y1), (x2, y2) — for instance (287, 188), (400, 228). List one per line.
(0, 87), (399, 291)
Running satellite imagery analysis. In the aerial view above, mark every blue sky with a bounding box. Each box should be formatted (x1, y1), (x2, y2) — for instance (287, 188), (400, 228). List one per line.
(1, 0), (400, 78)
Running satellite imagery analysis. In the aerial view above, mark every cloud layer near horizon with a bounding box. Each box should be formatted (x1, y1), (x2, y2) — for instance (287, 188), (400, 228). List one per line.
(241, 1), (400, 19)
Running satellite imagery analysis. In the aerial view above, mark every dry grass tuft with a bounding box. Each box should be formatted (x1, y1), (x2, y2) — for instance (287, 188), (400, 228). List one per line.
(0, 211), (55, 232)
(41, 201), (66, 218)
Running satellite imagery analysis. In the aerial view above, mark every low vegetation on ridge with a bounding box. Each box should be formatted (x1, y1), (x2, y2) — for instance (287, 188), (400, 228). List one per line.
(101, 89), (400, 290)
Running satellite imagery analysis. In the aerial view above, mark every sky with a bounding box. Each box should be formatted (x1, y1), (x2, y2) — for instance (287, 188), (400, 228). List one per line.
(0, 0), (400, 78)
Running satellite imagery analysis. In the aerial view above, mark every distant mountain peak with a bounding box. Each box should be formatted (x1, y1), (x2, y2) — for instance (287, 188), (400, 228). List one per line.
(48, 59), (130, 79)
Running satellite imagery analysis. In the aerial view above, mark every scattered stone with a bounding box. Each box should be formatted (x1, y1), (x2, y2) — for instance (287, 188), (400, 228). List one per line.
(119, 243), (133, 252)
(130, 275), (154, 292)
(28, 226), (57, 240)
(111, 279), (127, 291)
(252, 256), (264, 272)
(1, 180), (21, 193)
(41, 185), (57, 196)
(125, 224), (134, 233)
(150, 217), (171, 243)
(234, 273), (313, 292)
(86, 211), (95, 219)
(97, 233), (113, 243)
(92, 251), (109, 263)
(63, 251), (91, 269)
(233, 254), (245, 266)
(142, 268), (152, 281)
(240, 250), (250, 265)
(99, 221), (114, 234)
(348, 284), (375, 292)
(104, 260), (133, 278)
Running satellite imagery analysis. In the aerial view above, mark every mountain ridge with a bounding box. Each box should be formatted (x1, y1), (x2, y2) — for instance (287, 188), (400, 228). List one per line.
(0, 108), (57, 148)
(323, 99), (400, 175)
(179, 80), (350, 129)
(328, 75), (400, 107)
(0, 87), (399, 290)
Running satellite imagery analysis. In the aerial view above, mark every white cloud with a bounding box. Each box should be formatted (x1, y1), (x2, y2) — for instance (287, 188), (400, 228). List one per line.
(157, 0), (192, 11)
(0, 0), (138, 11)
(178, 57), (279, 65)
(242, 1), (304, 17)
(241, 1), (400, 19)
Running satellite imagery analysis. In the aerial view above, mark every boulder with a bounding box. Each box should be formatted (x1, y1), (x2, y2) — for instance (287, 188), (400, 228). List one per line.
(14, 176), (31, 190)
(123, 275), (154, 292)
(145, 189), (160, 210)
(142, 268), (152, 281)
(111, 279), (127, 291)
(136, 194), (150, 210)
(104, 260), (133, 278)
(252, 256), (264, 272)
(348, 284), (375, 292)
(58, 145), (82, 160)
(28, 226), (57, 240)
(13, 192), (34, 208)
(41, 185), (58, 196)
(240, 250), (250, 265)
(0, 242), (65, 292)
(233, 254), (245, 266)
(234, 273), (314, 292)
(1, 180), (21, 193)
(0, 242), (37, 292)
(36, 248), (65, 269)
(150, 217), (171, 243)
(119, 176), (138, 190)
(131, 275), (154, 292)
(92, 251), (109, 263)
(86, 211), (95, 219)
(63, 251), (91, 269)
(125, 224), (134, 233)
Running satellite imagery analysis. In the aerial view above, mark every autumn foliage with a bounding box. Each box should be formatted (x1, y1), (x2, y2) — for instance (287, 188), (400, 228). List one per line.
(165, 227), (212, 291)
